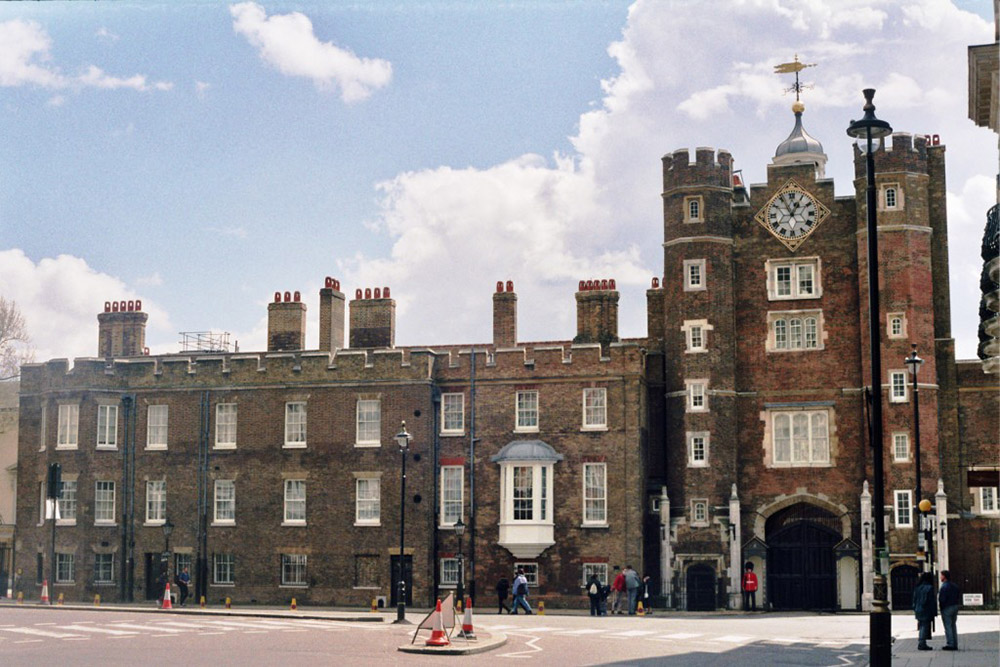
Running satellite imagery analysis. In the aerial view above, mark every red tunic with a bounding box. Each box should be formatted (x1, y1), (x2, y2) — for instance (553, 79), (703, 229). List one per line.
(742, 572), (758, 592)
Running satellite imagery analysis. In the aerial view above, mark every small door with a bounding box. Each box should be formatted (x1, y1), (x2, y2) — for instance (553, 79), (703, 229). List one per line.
(686, 564), (716, 611)
(389, 555), (413, 607)
(144, 553), (167, 600)
(891, 565), (919, 610)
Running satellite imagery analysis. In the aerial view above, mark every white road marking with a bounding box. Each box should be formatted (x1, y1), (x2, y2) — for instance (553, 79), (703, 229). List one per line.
(2, 627), (83, 639)
(155, 621), (232, 630)
(557, 628), (606, 635)
(499, 633), (545, 659)
(609, 629), (658, 637)
(517, 626), (558, 632)
(716, 634), (754, 643)
(109, 623), (185, 633)
(480, 624), (518, 631)
(60, 625), (139, 636)
(659, 632), (703, 639)
(770, 637), (804, 644)
(198, 632), (226, 635)
(199, 620), (284, 630)
(15, 639), (44, 643)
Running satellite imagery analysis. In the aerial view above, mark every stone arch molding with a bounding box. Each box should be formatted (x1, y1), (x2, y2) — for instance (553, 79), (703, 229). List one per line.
(753, 491), (852, 540)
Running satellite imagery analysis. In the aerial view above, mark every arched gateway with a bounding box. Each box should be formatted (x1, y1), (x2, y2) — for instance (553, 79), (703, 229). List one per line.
(765, 503), (840, 610)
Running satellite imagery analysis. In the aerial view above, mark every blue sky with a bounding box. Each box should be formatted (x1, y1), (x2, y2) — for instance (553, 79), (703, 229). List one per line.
(1, 0), (995, 363)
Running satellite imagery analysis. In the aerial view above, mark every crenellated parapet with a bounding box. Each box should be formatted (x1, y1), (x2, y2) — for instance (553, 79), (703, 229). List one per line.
(662, 147), (733, 192)
(852, 132), (940, 179)
(432, 341), (645, 383)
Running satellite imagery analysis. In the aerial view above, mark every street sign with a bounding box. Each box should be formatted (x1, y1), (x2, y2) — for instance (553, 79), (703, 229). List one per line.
(962, 593), (984, 606)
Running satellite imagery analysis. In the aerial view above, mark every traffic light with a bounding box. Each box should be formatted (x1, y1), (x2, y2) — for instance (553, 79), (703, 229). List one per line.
(47, 462), (62, 499)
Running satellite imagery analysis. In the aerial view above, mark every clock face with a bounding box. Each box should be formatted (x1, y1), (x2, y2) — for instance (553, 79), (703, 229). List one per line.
(755, 181), (830, 251)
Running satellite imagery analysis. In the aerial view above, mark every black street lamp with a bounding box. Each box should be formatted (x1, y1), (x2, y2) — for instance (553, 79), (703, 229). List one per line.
(847, 88), (893, 667)
(454, 518), (466, 611)
(904, 344), (926, 568)
(394, 422), (412, 625)
(161, 519), (174, 602)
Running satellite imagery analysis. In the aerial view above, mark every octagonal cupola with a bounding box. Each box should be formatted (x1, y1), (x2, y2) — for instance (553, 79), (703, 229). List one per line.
(773, 101), (828, 178)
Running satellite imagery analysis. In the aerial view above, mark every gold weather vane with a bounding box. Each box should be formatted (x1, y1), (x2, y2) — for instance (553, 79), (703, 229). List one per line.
(774, 54), (816, 102)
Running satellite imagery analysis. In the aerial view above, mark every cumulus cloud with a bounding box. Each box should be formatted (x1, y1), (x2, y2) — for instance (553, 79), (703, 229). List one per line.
(0, 250), (173, 361)
(229, 1), (392, 103)
(0, 18), (172, 93)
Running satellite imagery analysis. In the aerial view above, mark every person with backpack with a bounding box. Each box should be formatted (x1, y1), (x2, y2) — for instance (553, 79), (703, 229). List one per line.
(586, 573), (602, 616)
(511, 567), (532, 614)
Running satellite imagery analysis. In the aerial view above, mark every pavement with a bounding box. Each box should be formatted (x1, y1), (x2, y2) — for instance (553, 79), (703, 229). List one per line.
(886, 623), (999, 667)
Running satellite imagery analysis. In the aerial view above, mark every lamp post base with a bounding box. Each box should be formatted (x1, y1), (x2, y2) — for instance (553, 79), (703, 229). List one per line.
(394, 602), (411, 624)
(870, 574), (892, 666)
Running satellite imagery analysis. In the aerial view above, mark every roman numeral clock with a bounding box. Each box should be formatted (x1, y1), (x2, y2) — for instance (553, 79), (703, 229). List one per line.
(755, 180), (830, 251)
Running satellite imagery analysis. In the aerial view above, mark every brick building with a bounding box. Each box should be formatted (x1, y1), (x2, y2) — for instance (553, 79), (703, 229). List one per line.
(14, 104), (999, 611)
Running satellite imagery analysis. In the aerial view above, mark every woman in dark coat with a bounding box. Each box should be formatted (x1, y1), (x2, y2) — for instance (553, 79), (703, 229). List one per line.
(912, 571), (937, 650)
(496, 576), (510, 614)
(586, 574), (602, 616)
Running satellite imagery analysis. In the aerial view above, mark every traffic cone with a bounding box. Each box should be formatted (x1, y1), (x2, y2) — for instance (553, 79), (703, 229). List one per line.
(538, 600), (545, 615)
(290, 597), (297, 611)
(199, 595), (206, 608)
(57, 593), (64, 606)
(161, 582), (173, 609)
(459, 597), (477, 640)
(637, 601), (645, 616)
(39, 580), (49, 605)
(94, 594), (101, 606)
(425, 599), (450, 647)
(17, 591), (23, 604)
(225, 597), (231, 609)
(371, 598), (377, 612)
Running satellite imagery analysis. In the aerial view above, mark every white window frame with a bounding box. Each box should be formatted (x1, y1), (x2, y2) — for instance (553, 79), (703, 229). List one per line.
(892, 432), (910, 462)
(889, 370), (908, 403)
(283, 479), (306, 525)
(887, 312), (906, 339)
(281, 554), (307, 587)
(284, 402), (307, 448)
(681, 319), (710, 353)
(95, 481), (116, 525)
(57, 480), (77, 526)
(145, 480), (166, 525)
(770, 409), (832, 467)
(684, 195), (704, 223)
(582, 562), (609, 587)
(214, 553), (235, 585)
(691, 499), (709, 526)
(582, 462), (607, 526)
(767, 310), (825, 352)
(57, 404), (79, 450)
(97, 404), (118, 449)
(683, 259), (706, 292)
(441, 393), (465, 435)
(55, 553), (75, 584)
(146, 404), (168, 450)
(355, 477), (381, 526)
(979, 487), (999, 515)
(582, 388), (607, 430)
(215, 403), (237, 449)
(766, 258), (822, 300)
(880, 183), (903, 211)
(94, 553), (114, 585)
(514, 562), (539, 587)
(440, 466), (463, 527)
(894, 489), (913, 528)
(687, 431), (709, 467)
(356, 399), (381, 446)
(502, 463), (553, 523)
(440, 558), (460, 587)
(515, 390), (539, 432)
(686, 380), (708, 413)
(213, 480), (236, 525)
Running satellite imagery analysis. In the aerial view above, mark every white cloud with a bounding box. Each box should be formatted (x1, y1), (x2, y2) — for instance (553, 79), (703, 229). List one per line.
(0, 18), (172, 93)
(195, 80), (211, 96)
(136, 272), (164, 287)
(95, 27), (119, 42)
(207, 226), (248, 239)
(0, 250), (173, 361)
(229, 2), (392, 103)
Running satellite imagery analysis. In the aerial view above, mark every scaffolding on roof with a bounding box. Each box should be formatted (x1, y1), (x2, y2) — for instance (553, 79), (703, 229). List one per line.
(179, 331), (231, 353)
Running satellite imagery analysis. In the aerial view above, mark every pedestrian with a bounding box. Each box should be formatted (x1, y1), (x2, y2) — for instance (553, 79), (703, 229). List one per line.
(496, 576), (510, 614)
(624, 565), (641, 615)
(599, 582), (610, 616)
(157, 570), (169, 605)
(938, 570), (961, 651)
(586, 574), (602, 616)
(511, 568), (532, 615)
(610, 566), (626, 614)
(912, 571), (937, 651)
(177, 567), (191, 606)
(741, 562), (758, 611)
(641, 575), (652, 615)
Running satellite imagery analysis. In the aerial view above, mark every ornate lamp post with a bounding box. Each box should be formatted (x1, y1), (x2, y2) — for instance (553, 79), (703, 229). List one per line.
(454, 518), (466, 610)
(161, 518), (174, 601)
(904, 344), (927, 569)
(394, 422), (412, 624)
(847, 88), (893, 667)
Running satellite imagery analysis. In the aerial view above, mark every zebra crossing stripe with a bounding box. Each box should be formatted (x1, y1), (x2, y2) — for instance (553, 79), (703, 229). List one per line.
(108, 623), (186, 633)
(715, 634), (754, 643)
(659, 632), (702, 639)
(610, 630), (658, 637)
(1, 627), (83, 639)
(154, 621), (232, 630)
(59, 625), (139, 636)
(558, 629), (606, 635)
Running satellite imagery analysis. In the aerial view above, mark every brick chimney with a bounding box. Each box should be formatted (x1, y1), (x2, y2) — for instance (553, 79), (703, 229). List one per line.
(575, 279), (619, 350)
(268, 291), (307, 351)
(98, 300), (148, 357)
(493, 280), (517, 348)
(646, 277), (665, 342)
(319, 277), (346, 353)
(349, 287), (395, 349)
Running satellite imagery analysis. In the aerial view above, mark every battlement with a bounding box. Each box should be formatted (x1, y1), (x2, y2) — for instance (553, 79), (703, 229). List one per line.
(662, 147), (733, 191)
(852, 132), (942, 179)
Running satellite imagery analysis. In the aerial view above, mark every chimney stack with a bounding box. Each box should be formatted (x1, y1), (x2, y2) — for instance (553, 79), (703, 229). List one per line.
(268, 291), (307, 351)
(349, 287), (395, 349)
(98, 300), (148, 357)
(575, 279), (619, 351)
(319, 277), (346, 353)
(646, 276), (665, 342)
(493, 280), (517, 348)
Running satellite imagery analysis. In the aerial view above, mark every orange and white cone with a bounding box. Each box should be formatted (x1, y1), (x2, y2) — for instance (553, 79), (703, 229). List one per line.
(161, 582), (173, 609)
(425, 599), (450, 647)
(57, 593), (64, 606)
(290, 597), (297, 611)
(459, 597), (477, 639)
(39, 580), (50, 605)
